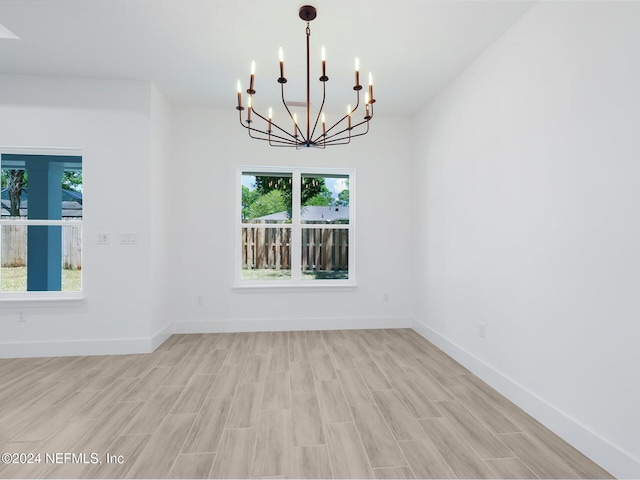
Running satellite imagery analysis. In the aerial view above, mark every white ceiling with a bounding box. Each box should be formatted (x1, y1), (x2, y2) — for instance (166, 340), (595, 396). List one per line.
(0, 0), (534, 116)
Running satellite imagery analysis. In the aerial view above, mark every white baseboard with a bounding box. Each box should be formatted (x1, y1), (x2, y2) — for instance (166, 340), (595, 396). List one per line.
(0, 337), (154, 358)
(411, 319), (640, 479)
(173, 316), (412, 334)
(0, 323), (176, 359)
(0, 316), (411, 358)
(151, 323), (174, 350)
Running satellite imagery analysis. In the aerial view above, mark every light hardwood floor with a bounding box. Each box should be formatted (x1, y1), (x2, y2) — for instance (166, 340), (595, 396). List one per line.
(0, 329), (613, 479)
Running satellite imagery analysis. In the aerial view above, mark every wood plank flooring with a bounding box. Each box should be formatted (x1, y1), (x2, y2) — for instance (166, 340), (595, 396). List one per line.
(0, 329), (613, 479)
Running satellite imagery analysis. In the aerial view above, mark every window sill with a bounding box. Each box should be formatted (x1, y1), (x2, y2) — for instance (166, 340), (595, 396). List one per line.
(0, 294), (86, 307)
(233, 283), (357, 293)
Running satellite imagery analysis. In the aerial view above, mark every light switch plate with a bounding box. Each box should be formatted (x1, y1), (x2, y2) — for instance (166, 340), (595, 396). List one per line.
(120, 232), (137, 245)
(96, 232), (110, 245)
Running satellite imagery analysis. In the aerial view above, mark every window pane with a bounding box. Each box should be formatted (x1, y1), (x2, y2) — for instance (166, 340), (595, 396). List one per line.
(241, 227), (291, 280)
(1, 224), (82, 292)
(300, 174), (349, 224)
(1, 157), (82, 220)
(301, 228), (349, 280)
(242, 173), (292, 223)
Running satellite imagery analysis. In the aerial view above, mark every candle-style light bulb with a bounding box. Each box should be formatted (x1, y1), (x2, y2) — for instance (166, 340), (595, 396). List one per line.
(347, 104), (352, 129)
(354, 57), (360, 86)
(368, 72), (373, 102)
(321, 46), (326, 78)
(236, 79), (242, 108)
(365, 92), (370, 117)
(293, 113), (298, 136)
(249, 61), (256, 92)
(247, 95), (252, 122)
(322, 112), (326, 136)
(279, 47), (284, 79)
(268, 107), (273, 119)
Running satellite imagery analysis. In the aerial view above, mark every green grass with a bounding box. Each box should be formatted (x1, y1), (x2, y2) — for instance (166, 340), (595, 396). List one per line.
(241, 269), (348, 281)
(1, 267), (82, 292)
(242, 269), (292, 280)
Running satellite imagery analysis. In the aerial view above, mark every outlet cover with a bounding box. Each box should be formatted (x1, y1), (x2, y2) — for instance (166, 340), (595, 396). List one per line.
(478, 322), (486, 338)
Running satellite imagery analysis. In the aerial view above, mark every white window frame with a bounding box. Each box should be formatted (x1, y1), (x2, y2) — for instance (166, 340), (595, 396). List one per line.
(235, 166), (356, 289)
(0, 146), (85, 303)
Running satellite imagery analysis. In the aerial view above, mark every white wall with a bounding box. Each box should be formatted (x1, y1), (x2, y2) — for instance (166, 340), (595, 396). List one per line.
(0, 75), (415, 354)
(412, 2), (640, 477)
(168, 107), (415, 332)
(149, 84), (173, 344)
(0, 74), (156, 356)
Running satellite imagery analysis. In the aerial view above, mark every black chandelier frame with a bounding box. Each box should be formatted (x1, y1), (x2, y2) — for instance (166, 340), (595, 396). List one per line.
(236, 5), (375, 149)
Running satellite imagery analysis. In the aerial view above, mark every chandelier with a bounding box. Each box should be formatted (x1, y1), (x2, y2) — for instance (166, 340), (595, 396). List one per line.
(235, 5), (375, 148)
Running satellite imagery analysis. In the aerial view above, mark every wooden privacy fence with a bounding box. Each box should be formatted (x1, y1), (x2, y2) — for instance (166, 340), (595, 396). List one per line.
(1, 224), (82, 269)
(302, 228), (348, 272)
(242, 227), (291, 271)
(242, 227), (348, 271)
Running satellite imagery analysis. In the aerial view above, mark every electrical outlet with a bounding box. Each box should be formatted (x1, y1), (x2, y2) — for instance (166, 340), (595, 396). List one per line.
(478, 322), (486, 338)
(18, 311), (26, 323)
(383, 292), (390, 302)
(196, 296), (203, 305)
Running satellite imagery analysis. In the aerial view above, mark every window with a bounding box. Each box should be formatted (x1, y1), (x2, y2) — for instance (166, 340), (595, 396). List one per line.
(1, 151), (83, 298)
(238, 167), (354, 286)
